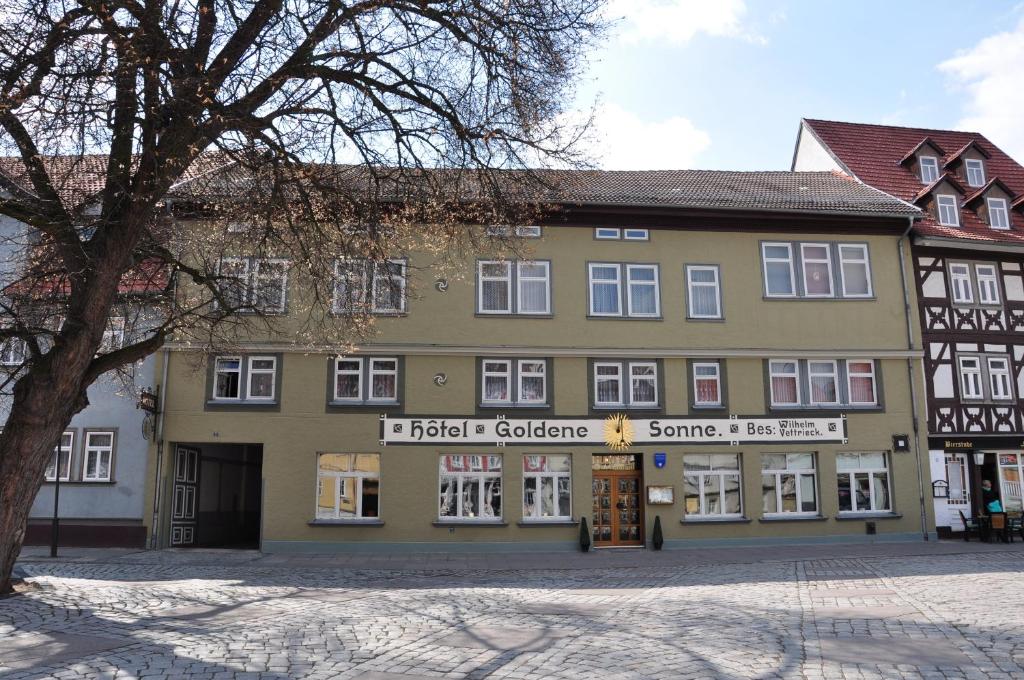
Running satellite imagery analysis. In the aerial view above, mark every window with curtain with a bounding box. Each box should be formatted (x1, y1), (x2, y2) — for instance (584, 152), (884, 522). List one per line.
(808, 360), (839, 405)
(769, 360), (799, 406)
(762, 243), (795, 296)
(800, 244), (834, 297)
(693, 362), (721, 406)
(589, 264), (622, 315)
(438, 454), (502, 520)
(686, 265), (721, 318)
(846, 361), (876, 405)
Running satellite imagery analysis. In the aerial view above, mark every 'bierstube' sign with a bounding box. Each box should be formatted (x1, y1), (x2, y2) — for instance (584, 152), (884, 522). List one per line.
(380, 414), (847, 446)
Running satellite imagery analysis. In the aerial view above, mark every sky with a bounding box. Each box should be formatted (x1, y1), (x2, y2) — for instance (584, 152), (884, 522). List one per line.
(576, 0), (1024, 170)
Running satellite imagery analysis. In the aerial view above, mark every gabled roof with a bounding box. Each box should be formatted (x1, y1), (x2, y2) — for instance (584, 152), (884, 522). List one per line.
(963, 177), (1018, 207)
(802, 119), (1024, 244)
(912, 173), (966, 204)
(944, 139), (991, 167)
(899, 137), (946, 166)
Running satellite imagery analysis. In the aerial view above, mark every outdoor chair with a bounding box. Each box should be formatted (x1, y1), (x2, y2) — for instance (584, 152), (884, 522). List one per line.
(959, 510), (983, 541)
(990, 512), (1009, 543)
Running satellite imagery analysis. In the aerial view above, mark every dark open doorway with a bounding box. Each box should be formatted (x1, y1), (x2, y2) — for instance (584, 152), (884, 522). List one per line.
(170, 443), (263, 549)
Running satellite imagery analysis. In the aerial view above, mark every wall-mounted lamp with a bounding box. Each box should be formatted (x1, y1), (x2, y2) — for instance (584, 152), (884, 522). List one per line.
(974, 452), (987, 466)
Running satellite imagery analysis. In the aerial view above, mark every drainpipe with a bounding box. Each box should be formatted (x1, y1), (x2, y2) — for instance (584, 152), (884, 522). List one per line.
(897, 217), (930, 541)
(149, 348), (171, 549)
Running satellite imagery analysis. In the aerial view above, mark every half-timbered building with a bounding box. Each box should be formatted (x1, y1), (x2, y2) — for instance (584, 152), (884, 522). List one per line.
(794, 119), (1024, 535)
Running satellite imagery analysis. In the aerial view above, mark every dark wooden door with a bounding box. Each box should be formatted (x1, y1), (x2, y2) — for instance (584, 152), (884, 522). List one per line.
(592, 471), (643, 546)
(170, 446), (200, 546)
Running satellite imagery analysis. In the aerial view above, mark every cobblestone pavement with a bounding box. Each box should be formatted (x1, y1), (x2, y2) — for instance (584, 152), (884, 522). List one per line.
(4, 544), (1024, 679)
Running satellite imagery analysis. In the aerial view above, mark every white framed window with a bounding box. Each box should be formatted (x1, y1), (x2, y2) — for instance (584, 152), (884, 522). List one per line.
(218, 257), (251, 309)
(683, 453), (742, 518)
(936, 195), (960, 227)
(316, 453), (380, 519)
(251, 259), (288, 313)
(333, 357), (399, 403)
(82, 431), (114, 482)
(522, 454), (571, 520)
(988, 197), (1010, 230)
(478, 261), (512, 314)
(769, 360), (800, 406)
(333, 259), (368, 313)
(762, 243), (795, 297)
(100, 317), (125, 352)
(958, 356), (983, 400)
(333, 357), (364, 402)
(762, 453), (817, 515)
(369, 358), (398, 402)
(846, 361), (877, 405)
(686, 265), (722, 319)
(371, 260), (407, 314)
(226, 220), (248, 233)
(838, 244), (872, 297)
(630, 362), (658, 406)
(516, 261), (551, 314)
(949, 263), (973, 304)
(245, 356), (277, 401)
(623, 228), (649, 241)
(213, 356), (242, 400)
(837, 452), (891, 513)
(594, 362), (623, 406)
(0, 338), (27, 366)
(482, 360), (512, 404)
(807, 360), (839, 405)
(975, 264), (1000, 305)
(45, 431), (74, 482)
(693, 362), (722, 407)
(517, 360), (547, 404)
(595, 227), (621, 240)
(589, 263), (622, 316)
(965, 158), (986, 187)
(626, 264), (660, 317)
(485, 225), (541, 238)
(800, 243), (834, 297)
(919, 156), (939, 184)
(988, 357), (1013, 401)
(438, 454), (502, 520)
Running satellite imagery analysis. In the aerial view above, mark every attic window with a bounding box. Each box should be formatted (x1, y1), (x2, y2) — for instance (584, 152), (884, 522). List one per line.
(988, 197), (1010, 230)
(965, 159), (986, 188)
(936, 195), (960, 227)
(919, 156), (939, 184)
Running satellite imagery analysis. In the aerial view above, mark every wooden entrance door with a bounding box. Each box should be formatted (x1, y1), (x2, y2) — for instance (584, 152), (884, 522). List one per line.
(592, 468), (643, 547)
(170, 446), (200, 546)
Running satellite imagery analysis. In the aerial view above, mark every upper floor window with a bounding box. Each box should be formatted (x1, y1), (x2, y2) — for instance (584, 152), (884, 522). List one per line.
(958, 354), (1014, 402)
(685, 265), (722, 319)
(99, 317), (125, 353)
(333, 259), (406, 315)
(595, 228), (649, 241)
(0, 338), (27, 367)
(212, 354), (279, 403)
(594, 360), (659, 408)
(948, 262), (1000, 306)
(218, 257), (288, 314)
(486, 225), (541, 238)
(589, 263), (660, 317)
(769, 359), (878, 409)
(478, 260), (550, 315)
(975, 264), (1000, 305)
(936, 195), (960, 227)
(762, 241), (872, 300)
(480, 359), (548, 406)
(919, 156), (939, 184)
(333, 356), (399, 404)
(965, 159), (986, 187)
(692, 362), (722, 407)
(988, 197), (1011, 230)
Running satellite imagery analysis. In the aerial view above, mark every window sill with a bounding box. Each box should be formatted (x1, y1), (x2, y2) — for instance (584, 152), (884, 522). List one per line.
(206, 400), (278, 407)
(759, 514), (828, 523)
(681, 516), (751, 525)
(586, 315), (663, 321)
(432, 520), (508, 527)
(474, 313), (554, 319)
(835, 512), (903, 521)
(592, 405), (661, 412)
(328, 401), (401, 408)
(762, 296), (877, 302)
(308, 519), (385, 527)
(691, 404), (726, 411)
(517, 519), (578, 527)
(479, 403), (550, 409)
(685, 316), (725, 323)
(42, 480), (116, 486)
(331, 311), (408, 318)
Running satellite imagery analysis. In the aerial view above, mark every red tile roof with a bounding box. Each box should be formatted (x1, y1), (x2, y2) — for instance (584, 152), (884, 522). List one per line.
(802, 119), (1024, 245)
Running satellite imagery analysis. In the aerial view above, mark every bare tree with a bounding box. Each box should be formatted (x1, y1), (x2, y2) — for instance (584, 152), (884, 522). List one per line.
(0, 0), (603, 593)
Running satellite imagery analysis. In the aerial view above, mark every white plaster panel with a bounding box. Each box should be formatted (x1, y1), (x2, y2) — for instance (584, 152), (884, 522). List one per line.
(933, 365), (954, 398)
(1002, 262), (1021, 272)
(985, 344), (1008, 352)
(921, 273), (947, 298)
(1004, 275), (1024, 301)
(929, 342), (948, 359)
(956, 343), (979, 351)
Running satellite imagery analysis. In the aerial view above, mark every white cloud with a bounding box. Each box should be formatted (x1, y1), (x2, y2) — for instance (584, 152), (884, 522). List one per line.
(606, 0), (765, 46)
(939, 17), (1024, 158)
(582, 103), (711, 170)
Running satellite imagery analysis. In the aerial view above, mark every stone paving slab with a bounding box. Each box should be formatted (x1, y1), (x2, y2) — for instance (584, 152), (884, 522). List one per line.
(807, 587), (897, 598)
(816, 637), (974, 667)
(0, 631), (130, 671)
(437, 625), (573, 652)
(814, 605), (921, 619)
(353, 673), (461, 680)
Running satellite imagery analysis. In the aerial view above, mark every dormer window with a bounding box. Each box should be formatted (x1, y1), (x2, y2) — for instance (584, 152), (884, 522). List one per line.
(920, 156), (939, 184)
(965, 159), (986, 187)
(988, 197), (1011, 230)
(936, 195), (960, 227)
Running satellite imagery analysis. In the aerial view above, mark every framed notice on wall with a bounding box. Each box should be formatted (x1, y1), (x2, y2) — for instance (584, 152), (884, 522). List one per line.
(647, 485), (674, 505)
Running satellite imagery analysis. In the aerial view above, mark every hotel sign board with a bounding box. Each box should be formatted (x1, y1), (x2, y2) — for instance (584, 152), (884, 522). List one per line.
(380, 414), (847, 447)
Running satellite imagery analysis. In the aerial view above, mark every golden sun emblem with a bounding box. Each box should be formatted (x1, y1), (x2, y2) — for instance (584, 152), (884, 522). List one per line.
(603, 413), (634, 451)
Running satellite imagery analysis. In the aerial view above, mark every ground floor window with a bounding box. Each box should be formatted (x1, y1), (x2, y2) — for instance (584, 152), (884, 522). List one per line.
(837, 452), (890, 512)
(316, 453), (380, 519)
(44, 431), (74, 482)
(523, 454), (571, 520)
(439, 454), (502, 520)
(683, 453), (742, 518)
(83, 431), (114, 482)
(762, 453), (817, 515)
(997, 453), (1024, 511)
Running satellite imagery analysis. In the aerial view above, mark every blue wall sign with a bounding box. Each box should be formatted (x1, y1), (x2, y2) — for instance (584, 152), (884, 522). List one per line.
(654, 452), (667, 468)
